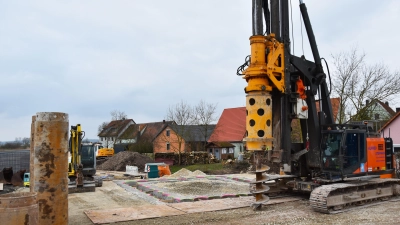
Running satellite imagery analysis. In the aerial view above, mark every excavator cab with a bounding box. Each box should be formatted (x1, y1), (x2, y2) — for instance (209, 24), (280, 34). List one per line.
(321, 132), (342, 171)
(321, 127), (368, 180)
(81, 144), (96, 177)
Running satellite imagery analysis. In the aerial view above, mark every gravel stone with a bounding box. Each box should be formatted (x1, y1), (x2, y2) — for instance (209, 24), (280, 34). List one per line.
(152, 178), (249, 198)
(167, 168), (207, 178)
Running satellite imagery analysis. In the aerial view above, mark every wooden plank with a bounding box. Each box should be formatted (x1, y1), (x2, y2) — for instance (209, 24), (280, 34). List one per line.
(85, 205), (185, 224)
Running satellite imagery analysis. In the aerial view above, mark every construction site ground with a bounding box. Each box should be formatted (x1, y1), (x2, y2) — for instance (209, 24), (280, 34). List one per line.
(65, 170), (400, 225)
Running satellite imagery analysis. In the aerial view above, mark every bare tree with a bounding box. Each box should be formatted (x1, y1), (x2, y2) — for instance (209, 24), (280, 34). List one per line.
(167, 100), (193, 126)
(98, 121), (108, 135)
(193, 100), (218, 151)
(0, 137), (30, 149)
(331, 47), (400, 122)
(21, 137), (30, 147)
(331, 47), (365, 123)
(110, 110), (127, 120)
(164, 100), (194, 165)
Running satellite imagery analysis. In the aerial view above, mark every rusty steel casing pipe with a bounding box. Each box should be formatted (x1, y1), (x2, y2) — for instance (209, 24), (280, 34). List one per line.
(33, 112), (69, 225)
(30, 115), (36, 192)
(0, 192), (39, 225)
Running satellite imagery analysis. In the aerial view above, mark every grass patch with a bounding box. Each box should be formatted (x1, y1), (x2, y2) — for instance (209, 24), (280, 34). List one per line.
(170, 163), (224, 174)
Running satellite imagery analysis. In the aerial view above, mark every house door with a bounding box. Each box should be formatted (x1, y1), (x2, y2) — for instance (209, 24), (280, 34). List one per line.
(215, 149), (220, 160)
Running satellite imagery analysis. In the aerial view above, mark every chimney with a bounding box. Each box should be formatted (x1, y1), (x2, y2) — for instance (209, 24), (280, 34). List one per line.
(396, 108), (400, 113)
(366, 100), (369, 105)
(163, 120), (165, 124)
(385, 101), (389, 106)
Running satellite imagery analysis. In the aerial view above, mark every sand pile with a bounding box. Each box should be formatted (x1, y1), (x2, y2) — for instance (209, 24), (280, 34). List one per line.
(97, 151), (154, 171)
(168, 168), (206, 178)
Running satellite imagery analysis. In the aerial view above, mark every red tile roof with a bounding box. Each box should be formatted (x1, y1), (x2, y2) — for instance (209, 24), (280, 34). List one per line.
(98, 119), (134, 137)
(120, 121), (175, 141)
(315, 97), (340, 121)
(208, 107), (246, 142)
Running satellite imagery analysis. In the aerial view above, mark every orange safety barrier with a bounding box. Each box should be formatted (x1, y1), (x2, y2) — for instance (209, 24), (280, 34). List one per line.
(158, 165), (171, 177)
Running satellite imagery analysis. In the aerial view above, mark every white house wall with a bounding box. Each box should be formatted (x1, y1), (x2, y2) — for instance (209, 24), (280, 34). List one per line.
(231, 142), (244, 158)
(99, 120), (135, 149)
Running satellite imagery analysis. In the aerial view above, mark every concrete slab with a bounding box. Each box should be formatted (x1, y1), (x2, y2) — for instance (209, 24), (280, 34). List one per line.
(85, 196), (301, 224)
(85, 205), (185, 224)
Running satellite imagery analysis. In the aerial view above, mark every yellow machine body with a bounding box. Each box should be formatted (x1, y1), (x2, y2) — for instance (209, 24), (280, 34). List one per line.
(243, 34), (285, 152)
(96, 147), (114, 158)
(68, 124), (82, 177)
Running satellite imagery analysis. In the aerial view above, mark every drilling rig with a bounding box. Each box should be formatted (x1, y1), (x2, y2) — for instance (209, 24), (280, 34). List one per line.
(240, 0), (400, 212)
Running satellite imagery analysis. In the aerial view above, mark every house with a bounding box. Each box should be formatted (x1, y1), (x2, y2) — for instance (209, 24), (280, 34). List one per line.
(153, 124), (216, 154)
(206, 141), (235, 160)
(98, 119), (135, 148)
(352, 99), (395, 122)
(379, 108), (400, 151)
(116, 120), (175, 152)
(208, 107), (247, 159)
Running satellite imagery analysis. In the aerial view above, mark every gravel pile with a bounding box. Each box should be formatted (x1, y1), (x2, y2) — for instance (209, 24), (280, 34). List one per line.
(97, 151), (154, 171)
(192, 170), (206, 176)
(153, 179), (249, 197)
(168, 168), (206, 178)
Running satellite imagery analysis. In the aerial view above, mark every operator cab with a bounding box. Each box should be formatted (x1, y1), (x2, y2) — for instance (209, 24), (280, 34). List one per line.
(321, 124), (368, 180)
(81, 144), (96, 177)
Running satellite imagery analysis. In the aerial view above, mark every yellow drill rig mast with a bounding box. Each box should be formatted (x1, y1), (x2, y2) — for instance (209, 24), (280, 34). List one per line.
(242, 0), (288, 210)
(239, 0), (329, 210)
(239, 0), (400, 213)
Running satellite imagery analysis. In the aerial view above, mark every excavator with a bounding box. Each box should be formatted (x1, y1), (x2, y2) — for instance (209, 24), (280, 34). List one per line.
(68, 124), (102, 193)
(240, 0), (400, 212)
(94, 143), (114, 159)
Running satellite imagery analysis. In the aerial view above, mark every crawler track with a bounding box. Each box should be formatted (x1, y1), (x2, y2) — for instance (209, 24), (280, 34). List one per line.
(310, 178), (400, 213)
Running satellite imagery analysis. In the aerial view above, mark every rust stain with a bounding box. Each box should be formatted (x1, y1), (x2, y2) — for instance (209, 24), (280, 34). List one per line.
(39, 199), (52, 219)
(24, 213), (29, 225)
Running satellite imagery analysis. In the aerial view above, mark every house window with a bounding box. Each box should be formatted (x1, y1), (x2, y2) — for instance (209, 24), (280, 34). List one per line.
(222, 148), (227, 154)
(166, 130), (170, 137)
(167, 143), (170, 150)
(229, 148), (234, 153)
(209, 148), (213, 153)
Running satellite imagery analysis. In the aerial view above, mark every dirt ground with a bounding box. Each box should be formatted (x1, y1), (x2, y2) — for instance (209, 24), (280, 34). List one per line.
(68, 172), (400, 225)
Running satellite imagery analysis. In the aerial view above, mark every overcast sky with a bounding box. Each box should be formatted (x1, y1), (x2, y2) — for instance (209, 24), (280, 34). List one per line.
(1, 0), (399, 141)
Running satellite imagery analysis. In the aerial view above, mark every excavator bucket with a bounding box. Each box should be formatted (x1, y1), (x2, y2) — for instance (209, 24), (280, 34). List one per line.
(11, 170), (26, 187)
(1, 167), (14, 184)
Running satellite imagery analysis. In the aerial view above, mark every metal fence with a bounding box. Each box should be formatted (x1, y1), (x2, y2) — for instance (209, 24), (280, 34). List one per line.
(0, 150), (30, 172)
